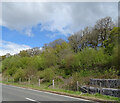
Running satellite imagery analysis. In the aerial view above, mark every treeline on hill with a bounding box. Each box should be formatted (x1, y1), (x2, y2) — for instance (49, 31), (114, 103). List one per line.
(0, 17), (120, 90)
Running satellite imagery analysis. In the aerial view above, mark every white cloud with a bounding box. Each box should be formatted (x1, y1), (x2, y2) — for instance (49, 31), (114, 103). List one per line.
(0, 40), (31, 56)
(23, 28), (34, 37)
(1, 2), (118, 37)
(46, 33), (62, 38)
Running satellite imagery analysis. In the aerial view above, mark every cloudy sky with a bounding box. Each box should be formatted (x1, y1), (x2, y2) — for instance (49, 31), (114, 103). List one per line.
(0, 1), (118, 56)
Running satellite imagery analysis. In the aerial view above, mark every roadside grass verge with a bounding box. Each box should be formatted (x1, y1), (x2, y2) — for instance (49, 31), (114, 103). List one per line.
(1, 81), (120, 102)
(82, 93), (120, 102)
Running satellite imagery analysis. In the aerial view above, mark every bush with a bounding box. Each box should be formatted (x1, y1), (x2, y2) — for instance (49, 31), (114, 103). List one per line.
(72, 47), (112, 71)
(37, 68), (56, 82)
(6, 67), (17, 76)
(13, 68), (25, 82)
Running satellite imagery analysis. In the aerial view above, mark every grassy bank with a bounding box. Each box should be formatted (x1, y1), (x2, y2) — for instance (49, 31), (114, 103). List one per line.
(1, 81), (120, 103)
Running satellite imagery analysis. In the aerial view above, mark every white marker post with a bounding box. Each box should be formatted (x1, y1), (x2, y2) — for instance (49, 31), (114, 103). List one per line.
(39, 79), (40, 87)
(19, 78), (21, 84)
(53, 80), (54, 89)
(28, 78), (30, 85)
(77, 81), (79, 91)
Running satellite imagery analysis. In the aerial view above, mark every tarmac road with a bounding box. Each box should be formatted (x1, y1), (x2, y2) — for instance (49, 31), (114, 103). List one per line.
(1, 84), (97, 103)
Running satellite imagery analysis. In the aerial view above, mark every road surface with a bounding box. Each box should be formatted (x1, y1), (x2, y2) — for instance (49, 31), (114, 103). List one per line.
(1, 84), (97, 103)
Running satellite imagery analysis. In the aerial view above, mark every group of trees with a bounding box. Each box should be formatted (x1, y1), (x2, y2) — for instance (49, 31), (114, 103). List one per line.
(0, 17), (120, 84)
(68, 17), (115, 52)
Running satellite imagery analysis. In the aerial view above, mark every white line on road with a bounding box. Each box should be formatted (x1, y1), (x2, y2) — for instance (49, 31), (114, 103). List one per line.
(26, 97), (36, 101)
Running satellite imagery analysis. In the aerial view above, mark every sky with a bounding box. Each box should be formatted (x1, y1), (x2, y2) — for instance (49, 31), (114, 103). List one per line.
(0, 1), (118, 56)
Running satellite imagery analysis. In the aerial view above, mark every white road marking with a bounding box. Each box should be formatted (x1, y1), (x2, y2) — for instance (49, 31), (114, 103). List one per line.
(26, 97), (36, 101)
(2, 84), (93, 102)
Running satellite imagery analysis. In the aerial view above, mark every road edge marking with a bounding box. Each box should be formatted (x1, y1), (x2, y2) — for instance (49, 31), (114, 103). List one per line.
(26, 97), (36, 101)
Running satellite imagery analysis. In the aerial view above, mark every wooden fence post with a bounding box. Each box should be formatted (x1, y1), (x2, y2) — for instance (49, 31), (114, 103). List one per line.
(107, 80), (109, 88)
(100, 82), (102, 94)
(7, 77), (8, 82)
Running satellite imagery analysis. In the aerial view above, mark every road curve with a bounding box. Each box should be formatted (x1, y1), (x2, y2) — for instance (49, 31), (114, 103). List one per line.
(1, 84), (97, 103)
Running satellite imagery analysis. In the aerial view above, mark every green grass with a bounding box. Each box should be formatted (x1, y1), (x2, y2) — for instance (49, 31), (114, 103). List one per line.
(82, 93), (120, 101)
(1, 81), (120, 102)
(45, 88), (81, 95)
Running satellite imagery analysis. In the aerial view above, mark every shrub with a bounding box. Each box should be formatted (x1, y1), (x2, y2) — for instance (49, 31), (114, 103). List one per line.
(37, 68), (56, 82)
(13, 68), (25, 82)
(73, 47), (112, 71)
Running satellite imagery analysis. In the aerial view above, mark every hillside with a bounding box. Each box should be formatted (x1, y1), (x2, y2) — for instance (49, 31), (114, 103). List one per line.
(1, 17), (120, 90)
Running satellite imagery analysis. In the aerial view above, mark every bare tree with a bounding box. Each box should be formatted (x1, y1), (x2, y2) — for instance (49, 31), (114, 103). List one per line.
(94, 17), (114, 45)
(68, 31), (83, 52)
